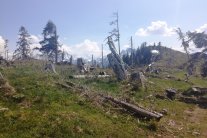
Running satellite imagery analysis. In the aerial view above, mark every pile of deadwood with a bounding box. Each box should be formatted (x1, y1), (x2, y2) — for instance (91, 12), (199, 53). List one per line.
(0, 72), (16, 98)
(56, 81), (163, 121)
(179, 87), (207, 108)
(0, 57), (14, 67)
(0, 72), (24, 102)
(155, 87), (207, 108)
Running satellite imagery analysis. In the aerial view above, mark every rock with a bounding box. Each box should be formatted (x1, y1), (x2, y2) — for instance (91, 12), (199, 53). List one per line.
(177, 78), (181, 81)
(183, 87), (207, 96)
(155, 94), (166, 100)
(166, 88), (177, 100)
(74, 126), (83, 133)
(99, 71), (106, 75)
(12, 93), (25, 102)
(192, 131), (200, 136)
(161, 109), (168, 115)
(131, 72), (140, 81)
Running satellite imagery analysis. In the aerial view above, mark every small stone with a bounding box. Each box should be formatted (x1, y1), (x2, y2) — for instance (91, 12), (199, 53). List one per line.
(12, 93), (25, 102)
(161, 109), (168, 115)
(0, 107), (9, 112)
(166, 88), (177, 100)
(192, 131), (200, 136)
(74, 126), (83, 133)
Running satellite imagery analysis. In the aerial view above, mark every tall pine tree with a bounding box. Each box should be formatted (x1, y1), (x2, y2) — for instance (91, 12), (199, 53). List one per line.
(13, 26), (31, 60)
(39, 20), (60, 63)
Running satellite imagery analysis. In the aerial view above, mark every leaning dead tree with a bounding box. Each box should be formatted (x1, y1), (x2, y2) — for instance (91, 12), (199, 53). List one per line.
(176, 28), (207, 76)
(107, 36), (127, 81)
(176, 28), (195, 75)
(175, 28), (191, 60)
(109, 12), (121, 55)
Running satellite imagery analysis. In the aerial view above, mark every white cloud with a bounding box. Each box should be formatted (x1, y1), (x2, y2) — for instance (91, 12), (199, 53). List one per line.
(61, 39), (109, 60)
(171, 41), (204, 54)
(195, 24), (207, 33)
(29, 35), (109, 60)
(135, 21), (176, 37)
(29, 35), (42, 58)
(30, 35), (42, 49)
(0, 36), (5, 55)
(123, 44), (130, 49)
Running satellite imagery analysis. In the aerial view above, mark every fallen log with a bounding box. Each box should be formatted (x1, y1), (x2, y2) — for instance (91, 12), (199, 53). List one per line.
(183, 87), (207, 96)
(72, 75), (110, 79)
(56, 82), (73, 90)
(56, 81), (163, 121)
(102, 95), (163, 121)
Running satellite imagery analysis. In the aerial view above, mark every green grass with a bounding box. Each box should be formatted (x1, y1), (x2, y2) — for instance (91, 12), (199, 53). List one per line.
(0, 61), (207, 137)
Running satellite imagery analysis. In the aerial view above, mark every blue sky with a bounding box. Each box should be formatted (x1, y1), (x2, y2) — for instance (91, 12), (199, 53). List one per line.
(0, 0), (207, 59)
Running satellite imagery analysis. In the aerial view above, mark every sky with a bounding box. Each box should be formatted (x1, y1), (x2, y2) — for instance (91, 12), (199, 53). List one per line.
(0, 0), (207, 59)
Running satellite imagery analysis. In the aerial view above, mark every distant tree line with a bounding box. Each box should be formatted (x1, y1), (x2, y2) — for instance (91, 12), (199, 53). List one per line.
(122, 42), (162, 66)
(4, 22), (207, 69)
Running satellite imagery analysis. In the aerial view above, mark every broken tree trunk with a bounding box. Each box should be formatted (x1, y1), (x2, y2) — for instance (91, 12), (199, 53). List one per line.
(45, 63), (57, 74)
(72, 75), (110, 79)
(102, 95), (163, 120)
(107, 36), (127, 81)
(56, 80), (163, 121)
(77, 58), (87, 73)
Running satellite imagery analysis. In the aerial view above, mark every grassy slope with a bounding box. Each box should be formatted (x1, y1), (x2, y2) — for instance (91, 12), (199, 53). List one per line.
(0, 61), (207, 138)
(150, 46), (188, 68)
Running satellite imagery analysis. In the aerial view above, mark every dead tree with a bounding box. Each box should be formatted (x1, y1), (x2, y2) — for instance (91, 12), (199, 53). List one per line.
(109, 12), (121, 55)
(77, 58), (87, 73)
(102, 95), (163, 120)
(107, 36), (127, 81)
(44, 61), (57, 74)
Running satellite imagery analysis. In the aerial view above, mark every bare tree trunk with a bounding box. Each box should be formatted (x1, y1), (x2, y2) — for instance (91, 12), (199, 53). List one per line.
(55, 32), (58, 64)
(107, 37), (127, 81)
(102, 44), (104, 68)
(130, 36), (133, 66)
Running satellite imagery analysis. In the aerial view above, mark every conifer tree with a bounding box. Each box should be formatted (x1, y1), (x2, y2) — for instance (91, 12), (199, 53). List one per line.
(39, 20), (60, 63)
(13, 26), (31, 60)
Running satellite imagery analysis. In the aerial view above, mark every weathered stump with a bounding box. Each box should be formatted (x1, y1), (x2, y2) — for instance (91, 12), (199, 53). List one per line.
(166, 88), (177, 100)
(77, 58), (87, 73)
(45, 63), (57, 74)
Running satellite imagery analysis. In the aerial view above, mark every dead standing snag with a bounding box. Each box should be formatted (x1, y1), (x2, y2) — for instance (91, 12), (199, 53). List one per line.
(107, 36), (127, 81)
